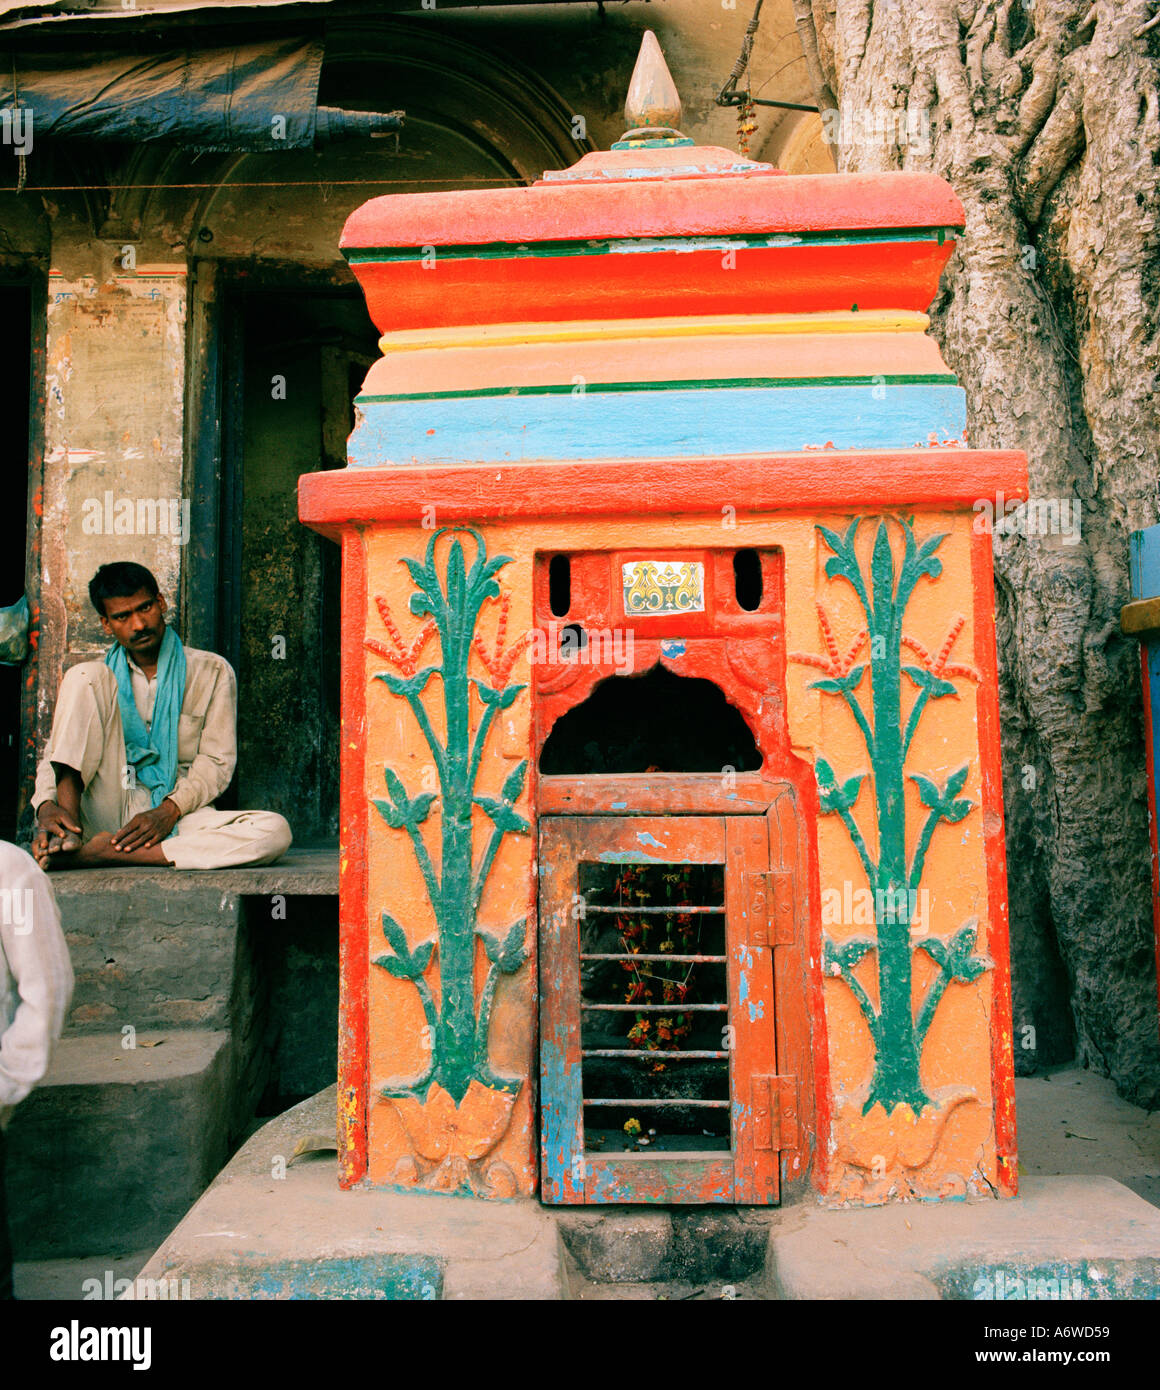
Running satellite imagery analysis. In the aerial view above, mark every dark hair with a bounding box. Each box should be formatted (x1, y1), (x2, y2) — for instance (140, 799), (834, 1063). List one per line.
(89, 562), (160, 617)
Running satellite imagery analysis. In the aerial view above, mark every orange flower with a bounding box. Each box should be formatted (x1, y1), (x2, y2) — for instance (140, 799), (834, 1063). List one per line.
(389, 1080), (518, 1192)
(790, 603), (867, 678)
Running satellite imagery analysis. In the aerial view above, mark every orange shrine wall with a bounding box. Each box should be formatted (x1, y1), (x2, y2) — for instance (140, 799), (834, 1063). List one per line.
(343, 505), (1016, 1203)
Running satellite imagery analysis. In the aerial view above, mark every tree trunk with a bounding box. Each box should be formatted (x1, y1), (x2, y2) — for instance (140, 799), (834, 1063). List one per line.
(797, 0), (1160, 1105)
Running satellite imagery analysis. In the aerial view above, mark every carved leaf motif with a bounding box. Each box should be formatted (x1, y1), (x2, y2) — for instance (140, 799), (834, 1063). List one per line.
(901, 664), (958, 699)
(916, 920), (990, 984)
(811, 662), (867, 695)
(479, 918), (528, 975)
(816, 755), (866, 815)
(474, 795), (530, 836)
(375, 666), (437, 700)
(471, 678), (525, 711)
(910, 767), (972, 823)
(389, 1081), (519, 1164)
(374, 911), (434, 981)
(824, 936), (877, 973)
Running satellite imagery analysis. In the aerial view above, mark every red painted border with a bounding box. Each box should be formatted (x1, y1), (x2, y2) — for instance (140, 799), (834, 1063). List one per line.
(782, 774), (832, 1197)
(350, 241), (954, 333)
(338, 528), (370, 1187)
(1142, 651), (1160, 1022)
(300, 451), (1030, 534)
(971, 527), (1018, 1195)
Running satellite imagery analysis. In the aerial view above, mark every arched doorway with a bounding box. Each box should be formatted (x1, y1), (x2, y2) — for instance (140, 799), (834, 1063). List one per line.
(536, 662), (818, 1207)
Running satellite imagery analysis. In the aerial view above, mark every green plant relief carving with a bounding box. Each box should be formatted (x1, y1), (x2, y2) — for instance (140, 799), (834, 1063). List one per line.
(366, 527), (530, 1105)
(796, 516), (992, 1114)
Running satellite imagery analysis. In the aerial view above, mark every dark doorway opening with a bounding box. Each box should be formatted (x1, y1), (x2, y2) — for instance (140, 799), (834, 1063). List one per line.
(218, 286), (378, 843)
(0, 286), (31, 842)
(539, 665), (762, 776)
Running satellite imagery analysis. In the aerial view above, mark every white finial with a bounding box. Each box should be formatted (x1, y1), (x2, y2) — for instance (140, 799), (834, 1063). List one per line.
(624, 31), (682, 134)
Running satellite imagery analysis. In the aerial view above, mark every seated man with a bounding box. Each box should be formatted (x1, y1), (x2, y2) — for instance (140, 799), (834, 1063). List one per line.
(31, 562), (292, 871)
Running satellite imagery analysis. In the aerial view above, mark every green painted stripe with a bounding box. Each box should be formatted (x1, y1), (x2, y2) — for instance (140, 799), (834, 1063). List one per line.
(346, 226), (954, 264)
(357, 373), (958, 405)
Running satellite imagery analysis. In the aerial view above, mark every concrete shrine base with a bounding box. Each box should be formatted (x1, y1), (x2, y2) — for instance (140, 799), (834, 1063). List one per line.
(128, 1087), (1160, 1301)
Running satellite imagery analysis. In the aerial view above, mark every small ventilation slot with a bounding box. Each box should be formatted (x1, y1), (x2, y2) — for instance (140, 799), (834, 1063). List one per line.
(549, 554), (571, 618)
(733, 549), (762, 612)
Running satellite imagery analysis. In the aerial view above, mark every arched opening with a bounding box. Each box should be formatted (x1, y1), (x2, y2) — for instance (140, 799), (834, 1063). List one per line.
(539, 664), (762, 776)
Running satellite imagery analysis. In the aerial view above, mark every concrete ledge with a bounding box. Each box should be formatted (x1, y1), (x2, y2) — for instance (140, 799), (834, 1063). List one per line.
(6, 1030), (231, 1260)
(770, 1176), (1160, 1300)
(47, 844), (339, 897)
(134, 1087), (566, 1300)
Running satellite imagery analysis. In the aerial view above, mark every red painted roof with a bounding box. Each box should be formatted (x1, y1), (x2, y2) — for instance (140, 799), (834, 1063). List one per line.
(341, 170), (965, 251)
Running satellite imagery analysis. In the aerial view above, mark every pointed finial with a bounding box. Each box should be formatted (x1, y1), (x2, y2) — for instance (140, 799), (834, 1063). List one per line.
(622, 31), (683, 140)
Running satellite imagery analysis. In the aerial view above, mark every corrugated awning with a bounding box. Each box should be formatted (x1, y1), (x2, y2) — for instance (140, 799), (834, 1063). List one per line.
(0, 37), (400, 149)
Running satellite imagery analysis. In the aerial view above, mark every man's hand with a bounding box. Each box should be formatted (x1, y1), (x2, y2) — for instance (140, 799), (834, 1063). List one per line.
(111, 798), (180, 853)
(33, 802), (83, 869)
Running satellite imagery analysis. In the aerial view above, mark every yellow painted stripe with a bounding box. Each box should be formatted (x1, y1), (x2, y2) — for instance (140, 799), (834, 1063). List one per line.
(377, 310), (931, 356)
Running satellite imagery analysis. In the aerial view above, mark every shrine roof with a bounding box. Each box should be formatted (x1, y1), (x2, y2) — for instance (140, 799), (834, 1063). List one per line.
(340, 169), (965, 255)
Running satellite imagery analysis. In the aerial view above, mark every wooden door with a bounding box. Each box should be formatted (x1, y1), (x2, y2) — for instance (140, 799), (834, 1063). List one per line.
(539, 814), (781, 1204)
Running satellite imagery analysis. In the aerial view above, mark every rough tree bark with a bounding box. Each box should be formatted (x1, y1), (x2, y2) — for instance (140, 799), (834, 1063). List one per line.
(795, 0), (1160, 1105)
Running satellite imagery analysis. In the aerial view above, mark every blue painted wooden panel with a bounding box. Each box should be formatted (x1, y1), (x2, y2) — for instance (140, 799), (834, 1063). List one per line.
(1130, 525), (1160, 984)
(349, 383), (967, 467)
(1130, 527), (1160, 761)
(1131, 525), (1160, 601)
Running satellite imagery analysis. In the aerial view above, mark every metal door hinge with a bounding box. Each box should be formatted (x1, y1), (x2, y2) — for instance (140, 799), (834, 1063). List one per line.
(752, 1075), (799, 1152)
(747, 869), (795, 948)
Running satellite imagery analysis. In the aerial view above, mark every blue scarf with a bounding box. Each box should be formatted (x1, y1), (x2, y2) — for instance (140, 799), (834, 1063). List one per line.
(106, 625), (187, 810)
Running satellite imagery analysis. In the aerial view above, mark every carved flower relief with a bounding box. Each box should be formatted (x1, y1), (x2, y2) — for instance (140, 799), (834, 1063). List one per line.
(827, 1078), (983, 1200)
(387, 1081), (519, 1195)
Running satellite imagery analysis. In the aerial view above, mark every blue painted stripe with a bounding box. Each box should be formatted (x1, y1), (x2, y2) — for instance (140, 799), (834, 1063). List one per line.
(1130, 524), (1160, 599)
(348, 383), (967, 466)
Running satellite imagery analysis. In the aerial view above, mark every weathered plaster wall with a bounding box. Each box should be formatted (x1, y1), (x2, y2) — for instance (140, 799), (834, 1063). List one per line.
(20, 7), (833, 714)
(38, 221), (187, 711)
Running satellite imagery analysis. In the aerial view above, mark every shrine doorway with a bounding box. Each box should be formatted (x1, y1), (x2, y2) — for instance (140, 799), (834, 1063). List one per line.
(536, 664), (818, 1206)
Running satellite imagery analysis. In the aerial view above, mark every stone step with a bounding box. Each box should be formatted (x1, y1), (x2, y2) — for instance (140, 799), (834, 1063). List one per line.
(55, 882), (243, 1033)
(47, 849), (338, 1034)
(5, 1029), (232, 1260)
(124, 1083), (1160, 1301)
(553, 1207), (772, 1285)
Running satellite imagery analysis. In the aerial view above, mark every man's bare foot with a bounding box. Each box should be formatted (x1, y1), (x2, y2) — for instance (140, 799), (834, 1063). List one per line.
(73, 831), (116, 865)
(36, 831), (171, 869)
(33, 830), (82, 870)
(76, 832), (171, 867)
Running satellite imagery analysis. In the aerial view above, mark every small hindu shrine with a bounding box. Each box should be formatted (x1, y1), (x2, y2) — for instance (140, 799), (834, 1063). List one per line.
(299, 34), (1029, 1207)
